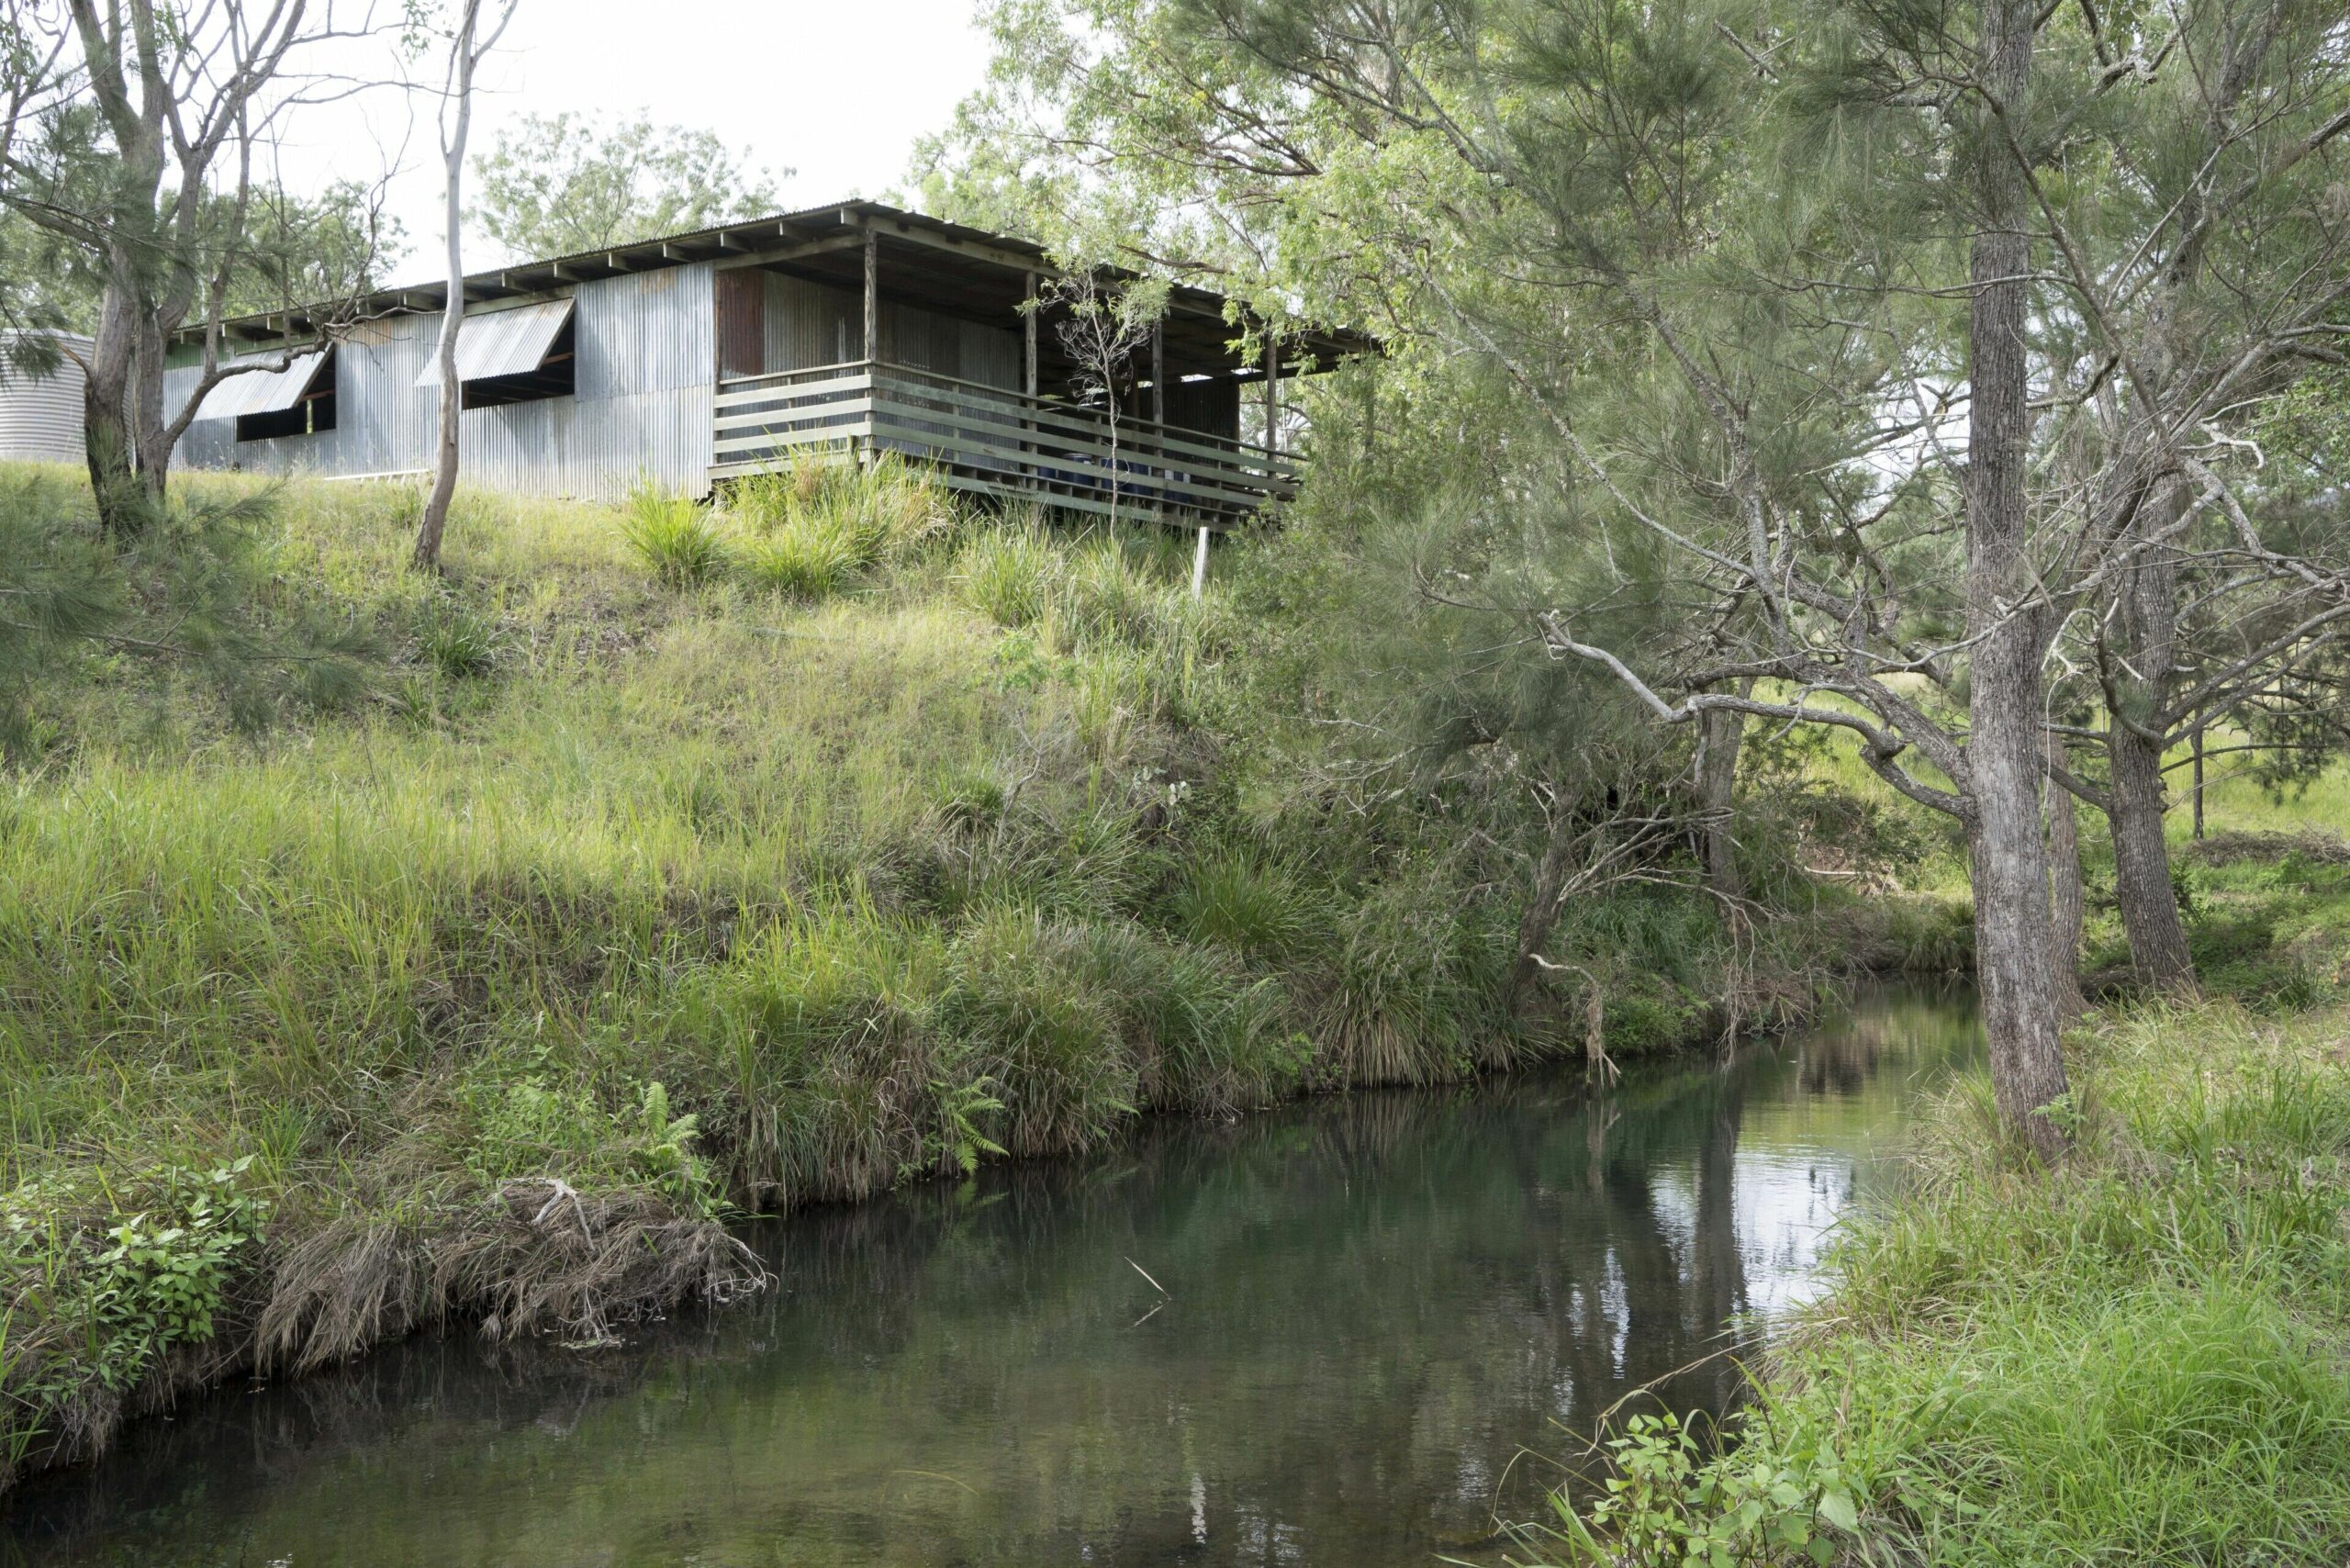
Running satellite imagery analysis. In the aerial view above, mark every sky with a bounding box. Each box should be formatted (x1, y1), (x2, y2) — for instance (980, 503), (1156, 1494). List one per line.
(272, 0), (994, 281)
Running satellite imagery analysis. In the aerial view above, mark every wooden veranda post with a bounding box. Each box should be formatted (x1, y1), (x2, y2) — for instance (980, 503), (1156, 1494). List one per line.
(861, 232), (879, 471)
(1150, 322), (1165, 425)
(1024, 269), (1038, 486)
(1023, 271), (1038, 398)
(1262, 334), (1280, 458)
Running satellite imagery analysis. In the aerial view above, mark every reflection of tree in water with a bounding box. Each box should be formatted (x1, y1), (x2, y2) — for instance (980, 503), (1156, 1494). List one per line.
(2, 990), (1977, 1568)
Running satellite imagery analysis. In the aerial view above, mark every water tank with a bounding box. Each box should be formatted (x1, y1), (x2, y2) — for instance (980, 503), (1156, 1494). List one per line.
(0, 330), (92, 464)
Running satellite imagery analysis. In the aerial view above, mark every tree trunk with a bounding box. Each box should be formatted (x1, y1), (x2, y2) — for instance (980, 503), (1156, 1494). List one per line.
(1506, 810), (1578, 1014)
(2104, 482), (2197, 994)
(83, 286), (142, 532)
(415, 2), (483, 575)
(1963, 0), (2071, 1163)
(131, 310), (172, 503)
(1695, 691), (1748, 905)
(2107, 722), (2197, 993)
(2046, 755), (2085, 1023)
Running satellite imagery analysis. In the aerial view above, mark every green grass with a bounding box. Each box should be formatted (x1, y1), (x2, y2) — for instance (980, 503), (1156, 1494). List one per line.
(1516, 701), (2350, 1564)
(0, 458), (1802, 1494)
(1527, 968), (2350, 1566)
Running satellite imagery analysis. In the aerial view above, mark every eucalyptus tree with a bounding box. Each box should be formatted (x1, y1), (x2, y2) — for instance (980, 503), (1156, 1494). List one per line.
(1037, 268), (1168, 532)
(413, 0), (519, 575)
(0, 1), (400, 533)
(934, 0), (2350, 1159)
(470, 111), (786, 260)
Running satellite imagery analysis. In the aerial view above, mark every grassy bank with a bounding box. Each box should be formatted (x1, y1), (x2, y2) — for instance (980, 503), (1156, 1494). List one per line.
(0, 460), (1841, 1491)
(1528, 829), (2350, 1563)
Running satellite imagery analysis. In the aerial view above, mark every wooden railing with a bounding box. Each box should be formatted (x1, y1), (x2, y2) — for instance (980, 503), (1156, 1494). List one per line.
(711, 361), (1297, 528)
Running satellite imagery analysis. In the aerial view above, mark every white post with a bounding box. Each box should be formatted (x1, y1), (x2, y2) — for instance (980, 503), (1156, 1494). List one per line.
(1191, 524), (1210, 598)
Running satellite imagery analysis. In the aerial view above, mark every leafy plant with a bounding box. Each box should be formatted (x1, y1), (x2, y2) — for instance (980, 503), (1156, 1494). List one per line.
(1528, 1410), (1861, 1568)
(2, 1158), (270, 1398)
(926, 1077), (1009, 1178)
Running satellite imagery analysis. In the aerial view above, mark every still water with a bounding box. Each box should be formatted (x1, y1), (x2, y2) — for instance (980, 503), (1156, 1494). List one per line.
(2, 986), (1979, 1568)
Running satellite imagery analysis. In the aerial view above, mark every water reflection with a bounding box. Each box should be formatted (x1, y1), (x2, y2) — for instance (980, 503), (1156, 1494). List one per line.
(1, 986), (1978, 1568)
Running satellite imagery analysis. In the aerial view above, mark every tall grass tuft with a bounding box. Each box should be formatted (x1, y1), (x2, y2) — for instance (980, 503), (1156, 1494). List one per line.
(957, 514), (1061, 628)
(727, 456), (959, 600)
(620, 484), (731, 587)
(739, 510), (865, 599)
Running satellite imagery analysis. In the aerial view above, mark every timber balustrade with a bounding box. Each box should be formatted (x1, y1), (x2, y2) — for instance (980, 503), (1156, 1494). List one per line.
(711, 361), (1296, 527)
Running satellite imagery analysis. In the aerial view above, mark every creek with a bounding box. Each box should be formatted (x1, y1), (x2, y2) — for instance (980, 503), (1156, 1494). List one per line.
(1, 984), (1980, 1567)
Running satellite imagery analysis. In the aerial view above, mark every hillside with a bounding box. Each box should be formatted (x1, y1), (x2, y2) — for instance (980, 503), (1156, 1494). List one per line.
(0, 460), (1786, 1488)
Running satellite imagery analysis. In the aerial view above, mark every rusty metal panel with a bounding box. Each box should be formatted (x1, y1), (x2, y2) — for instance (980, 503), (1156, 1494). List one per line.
(762, 273), (858, 371)
(716, 269), (765, 379)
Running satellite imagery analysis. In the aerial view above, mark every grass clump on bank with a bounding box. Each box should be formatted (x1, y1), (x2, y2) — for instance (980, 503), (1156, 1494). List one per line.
(0, 457), (1848, 1494)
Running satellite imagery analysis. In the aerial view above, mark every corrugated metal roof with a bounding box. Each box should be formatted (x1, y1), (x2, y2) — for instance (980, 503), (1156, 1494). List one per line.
(192, 348), (330, 420)
(180, 199), (1376, 370)
(413, 297), (574, 386)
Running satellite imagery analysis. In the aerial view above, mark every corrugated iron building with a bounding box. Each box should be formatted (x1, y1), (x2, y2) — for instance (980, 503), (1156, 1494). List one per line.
(0, 331), (95, 464)
(158, 200), (1361, 527)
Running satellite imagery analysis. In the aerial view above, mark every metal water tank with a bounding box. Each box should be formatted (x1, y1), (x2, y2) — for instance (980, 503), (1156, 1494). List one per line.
(0, 330), (93, 464)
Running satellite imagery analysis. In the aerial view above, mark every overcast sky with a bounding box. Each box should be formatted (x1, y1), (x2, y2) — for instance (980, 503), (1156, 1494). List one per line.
(274, 0), (992, 280)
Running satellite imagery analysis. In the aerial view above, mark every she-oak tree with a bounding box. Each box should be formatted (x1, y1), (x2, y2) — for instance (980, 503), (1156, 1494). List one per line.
(933, 0), (2350, 1160)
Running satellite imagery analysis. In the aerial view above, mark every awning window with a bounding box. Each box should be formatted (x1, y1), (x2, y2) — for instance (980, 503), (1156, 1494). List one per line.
(415, 297), (576, 389)
(194, 347), (332, 423)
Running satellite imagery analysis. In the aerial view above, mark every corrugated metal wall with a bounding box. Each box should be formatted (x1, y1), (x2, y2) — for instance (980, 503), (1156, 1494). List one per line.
(0, 332), (94, 463)
(760, 274), (860, 371)
(754, 272), (1020, 389)
(162, 257), (1033, 493)
(166, 262), (716, 498)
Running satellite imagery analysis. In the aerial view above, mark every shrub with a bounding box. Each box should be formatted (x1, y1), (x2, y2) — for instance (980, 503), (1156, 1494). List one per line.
(620, 486), (730, 588)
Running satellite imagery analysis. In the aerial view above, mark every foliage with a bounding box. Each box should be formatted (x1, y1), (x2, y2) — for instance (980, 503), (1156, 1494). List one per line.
(0, 469), (378, 757)
(1, 1158), (268, 1421)
(471, 111), (787, 260)
(221, 180), (408, 319)
(1533, 1410), (1862, 1568)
